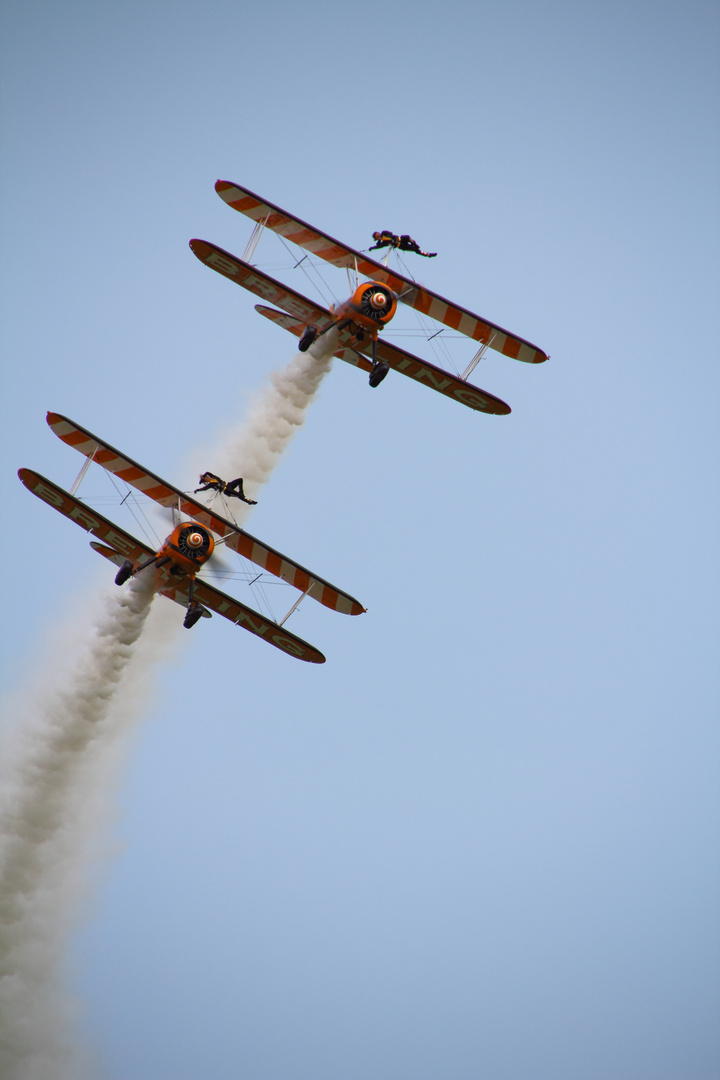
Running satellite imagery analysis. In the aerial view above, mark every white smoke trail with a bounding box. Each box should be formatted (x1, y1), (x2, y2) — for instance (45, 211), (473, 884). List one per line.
(187, 336), (336, 523)
(0, 340), (336, 1078)
(0, 573), (156, 1080)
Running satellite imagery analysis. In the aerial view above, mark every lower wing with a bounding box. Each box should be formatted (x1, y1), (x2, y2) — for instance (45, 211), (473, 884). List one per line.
(18, 468), (153, 561)
(91, 543), (326, 664)
(192, 239), (510, 414)
(254, 306), (511, 416)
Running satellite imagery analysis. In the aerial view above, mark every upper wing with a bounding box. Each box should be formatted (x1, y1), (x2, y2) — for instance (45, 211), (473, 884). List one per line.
(254, 305), (511, 416)
(215, 180), (548, 365)
(46, 413), (365, 617)
(90, 542), (325, 664)
(19, 468), (154, 561)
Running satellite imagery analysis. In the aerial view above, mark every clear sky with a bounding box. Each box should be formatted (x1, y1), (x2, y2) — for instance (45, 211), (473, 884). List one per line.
(1, 1), (719, 1078)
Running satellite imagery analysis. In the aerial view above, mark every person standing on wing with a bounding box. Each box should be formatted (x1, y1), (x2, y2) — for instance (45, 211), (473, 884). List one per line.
(369, 230), (436, 257)
(194, 471), (257, 505)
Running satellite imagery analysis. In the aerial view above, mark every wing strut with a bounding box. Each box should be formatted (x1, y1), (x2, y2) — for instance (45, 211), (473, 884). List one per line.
(346, 258), (360, 293)
(69, 446), (98, 495)
(461, 334), (497, 382)
(242, 213), (270, 263)
(278, 580), (315, 626)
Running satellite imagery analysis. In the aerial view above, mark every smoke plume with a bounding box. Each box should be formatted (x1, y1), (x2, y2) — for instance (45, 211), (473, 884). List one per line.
(187, 336), (336, 522)
(0, 342), (335, 1078)
(0, 574), (155, 1080)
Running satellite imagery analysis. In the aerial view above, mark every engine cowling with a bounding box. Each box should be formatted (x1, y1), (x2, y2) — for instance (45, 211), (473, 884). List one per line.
(348, 282), (397, 326)
(162, 521), (215, 569)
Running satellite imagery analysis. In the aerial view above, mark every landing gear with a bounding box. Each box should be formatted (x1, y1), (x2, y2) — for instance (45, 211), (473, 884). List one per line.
(369, 362), (389, 388)
(114, 559), (134, 586)
(367, 336), (389, 388)
(116, 553), (168, 586)
(298, 326), (318, 352)
(182, 578), (208, 629)
(183, 603), (207, 630)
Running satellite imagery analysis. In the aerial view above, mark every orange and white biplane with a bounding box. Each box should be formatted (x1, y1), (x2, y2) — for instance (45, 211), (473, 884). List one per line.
(190, 181), (548, 415)
(18, 412), (366, 664)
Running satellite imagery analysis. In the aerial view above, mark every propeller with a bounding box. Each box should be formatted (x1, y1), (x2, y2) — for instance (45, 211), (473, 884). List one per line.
(177, 524), (212, 560)
(358, 285), (394, 320)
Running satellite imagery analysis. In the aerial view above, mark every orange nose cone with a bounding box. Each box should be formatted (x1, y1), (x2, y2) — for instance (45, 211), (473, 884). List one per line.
(186, 532), (204, 549)
(371, 292), (387, 309)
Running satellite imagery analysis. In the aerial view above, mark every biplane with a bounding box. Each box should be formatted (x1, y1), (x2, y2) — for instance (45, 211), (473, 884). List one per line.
(18, 413), (367, 664)
(189, 180), (549, 415)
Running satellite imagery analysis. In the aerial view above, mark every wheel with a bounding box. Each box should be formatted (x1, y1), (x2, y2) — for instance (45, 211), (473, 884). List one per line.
(114, 559), (134, 586)
(183, 603), (207, 629)
(369, 362), (389, 388)
(298, 326), (318, 352)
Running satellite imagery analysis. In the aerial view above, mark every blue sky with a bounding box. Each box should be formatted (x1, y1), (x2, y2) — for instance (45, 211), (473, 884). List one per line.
(1, 1), (719, 1078)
